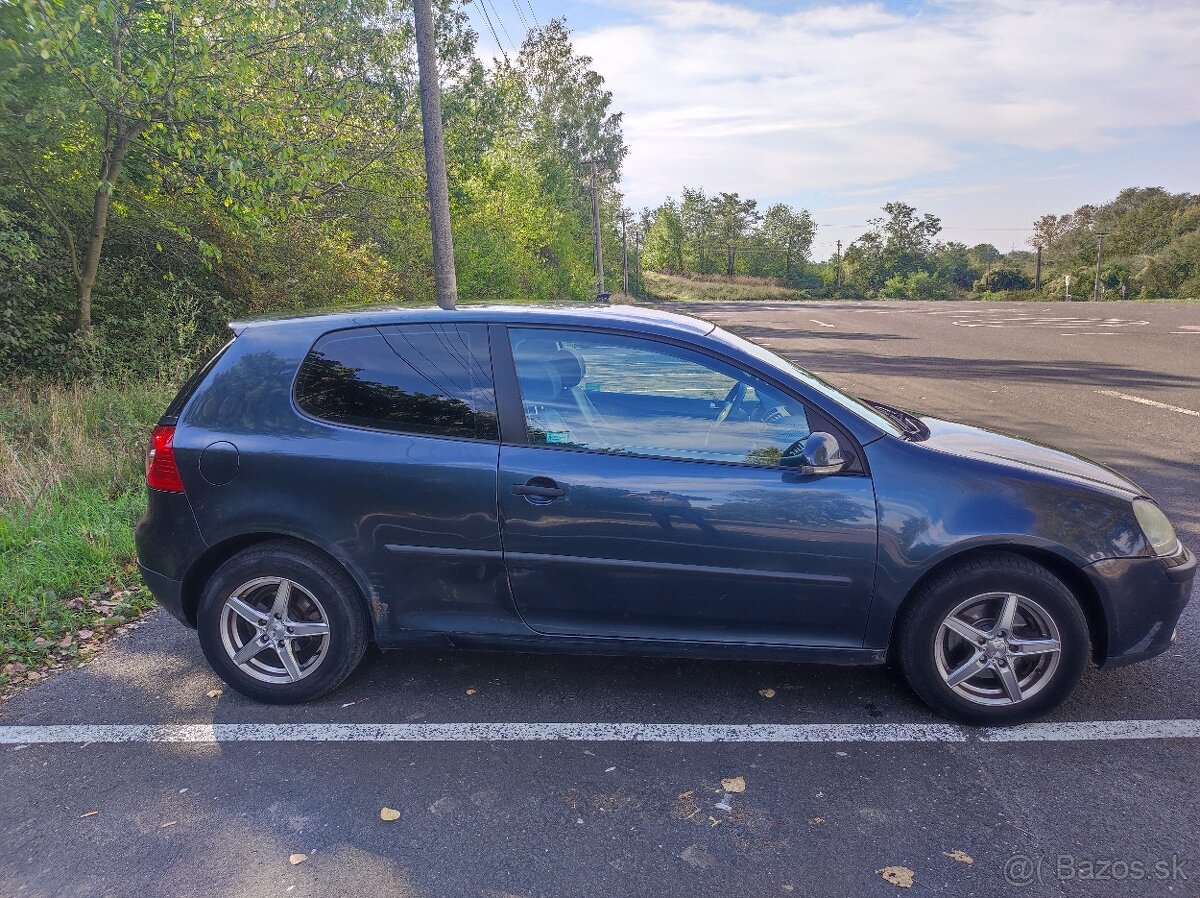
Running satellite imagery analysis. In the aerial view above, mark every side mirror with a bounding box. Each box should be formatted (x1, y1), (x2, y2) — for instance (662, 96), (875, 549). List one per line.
(781, 431), (847, 475)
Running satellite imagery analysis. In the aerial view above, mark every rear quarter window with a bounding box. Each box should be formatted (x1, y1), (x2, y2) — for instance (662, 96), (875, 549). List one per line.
(162, 337), (235, 421)
(294, 323), (498, 440)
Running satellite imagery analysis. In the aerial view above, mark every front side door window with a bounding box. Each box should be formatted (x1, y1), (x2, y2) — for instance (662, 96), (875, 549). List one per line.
(509, 328), (812, 467)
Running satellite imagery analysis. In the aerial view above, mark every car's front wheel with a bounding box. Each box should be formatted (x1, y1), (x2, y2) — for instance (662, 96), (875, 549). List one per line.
(197, 541), (369, 703)
(897, 552), (1090, 725)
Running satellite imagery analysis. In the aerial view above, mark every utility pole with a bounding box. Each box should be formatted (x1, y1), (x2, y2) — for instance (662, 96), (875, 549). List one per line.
(1034, 244), (1042, 291)
(835, 240), (843, 290)
(634, 229), (643, 297)
(1093, 233), (1108, 301)
(586, 158), (606, 300)
(726, 243), (735, 281)
(621, 209), (629, 296)
(414, 0), (457, 309)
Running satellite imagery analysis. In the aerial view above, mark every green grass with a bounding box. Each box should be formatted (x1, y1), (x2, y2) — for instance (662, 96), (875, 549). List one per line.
(1, 380), (173, 679)
(642, 271), (810, 303)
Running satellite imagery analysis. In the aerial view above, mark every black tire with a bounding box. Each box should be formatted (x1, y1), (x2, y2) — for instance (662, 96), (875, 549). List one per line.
(197, 540), (369, 704)
(896, 552), (1090, 725)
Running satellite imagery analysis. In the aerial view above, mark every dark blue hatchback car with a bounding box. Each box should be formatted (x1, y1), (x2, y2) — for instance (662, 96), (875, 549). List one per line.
(136, 305), (1194, 724)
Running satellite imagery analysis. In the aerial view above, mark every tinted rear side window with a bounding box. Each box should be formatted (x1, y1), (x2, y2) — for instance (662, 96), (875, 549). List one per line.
(294, 323), (498, 440)
(162, 337), (235, 420)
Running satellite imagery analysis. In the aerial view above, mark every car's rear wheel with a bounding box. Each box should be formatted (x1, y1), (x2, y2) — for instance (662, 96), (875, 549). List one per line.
(897, 552), (1089, 725)
(197, 541), (369, 703)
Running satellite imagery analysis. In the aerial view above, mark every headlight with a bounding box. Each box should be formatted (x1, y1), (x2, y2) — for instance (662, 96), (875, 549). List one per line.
(1133, 499), (1181, 557)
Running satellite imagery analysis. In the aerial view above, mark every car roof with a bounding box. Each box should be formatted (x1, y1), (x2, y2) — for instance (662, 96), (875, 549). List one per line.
(229, 303), (718, 340)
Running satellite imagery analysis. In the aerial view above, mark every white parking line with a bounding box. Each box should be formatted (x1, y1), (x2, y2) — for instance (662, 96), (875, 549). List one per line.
(809, 319), (835, 328)
(1096, 390), (1200, 418)
(2, 719), (1200, 745)
(979, 719), (1200, 742)
(0, 722), (964, 744)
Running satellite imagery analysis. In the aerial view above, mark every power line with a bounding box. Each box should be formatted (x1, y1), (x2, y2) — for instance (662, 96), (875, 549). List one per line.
(483, 0), (517, 56)
(510, 0), (530, 33)
(525, 0), (539, 27)
(475, 0), (510, 62)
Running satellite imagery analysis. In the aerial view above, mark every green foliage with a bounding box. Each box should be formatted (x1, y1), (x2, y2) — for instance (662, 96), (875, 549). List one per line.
(1032, 188), (1200, 299)
(0, 2), (625, 377)
(644, 187), (1198, 302)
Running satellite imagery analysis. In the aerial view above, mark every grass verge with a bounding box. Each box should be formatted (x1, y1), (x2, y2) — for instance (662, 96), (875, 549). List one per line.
(643, 271), (810, 303)
(1, 380), (174, 692)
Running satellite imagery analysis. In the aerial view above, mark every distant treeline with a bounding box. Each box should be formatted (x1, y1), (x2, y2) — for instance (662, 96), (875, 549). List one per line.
(639, 187), (1200, 300)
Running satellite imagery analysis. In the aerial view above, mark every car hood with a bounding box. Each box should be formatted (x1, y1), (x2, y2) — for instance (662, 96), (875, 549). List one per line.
(916, 415), (1144, 497)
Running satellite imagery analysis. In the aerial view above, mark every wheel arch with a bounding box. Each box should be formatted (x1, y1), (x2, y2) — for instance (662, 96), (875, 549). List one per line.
(180, 532), (376, 638)
(888, 545), (1108, 664)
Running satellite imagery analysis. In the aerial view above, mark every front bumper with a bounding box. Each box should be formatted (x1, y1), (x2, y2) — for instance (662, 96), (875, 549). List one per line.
(1087, 547), (1196, 668)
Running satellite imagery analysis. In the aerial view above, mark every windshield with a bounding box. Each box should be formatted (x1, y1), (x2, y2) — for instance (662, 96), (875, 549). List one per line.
(712, 327), (905, 438)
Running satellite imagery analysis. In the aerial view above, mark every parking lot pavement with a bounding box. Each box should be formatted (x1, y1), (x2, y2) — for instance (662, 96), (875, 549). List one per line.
(2, 300), (1198, 897)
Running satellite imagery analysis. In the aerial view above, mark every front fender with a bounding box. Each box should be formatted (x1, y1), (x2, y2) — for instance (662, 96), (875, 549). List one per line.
(861, 435), (1147, 648)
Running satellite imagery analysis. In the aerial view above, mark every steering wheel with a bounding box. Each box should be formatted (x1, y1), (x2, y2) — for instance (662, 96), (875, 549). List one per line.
(703, 382), (748, 448)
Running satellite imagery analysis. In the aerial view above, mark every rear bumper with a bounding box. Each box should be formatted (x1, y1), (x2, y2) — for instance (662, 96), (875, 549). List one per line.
(134, 487), (207, 627)
(137, 562), (191, 627)
(1087, 547), (1195, 669)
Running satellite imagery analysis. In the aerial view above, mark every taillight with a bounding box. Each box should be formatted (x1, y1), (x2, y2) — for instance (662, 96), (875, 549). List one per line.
(146, 424), (185, 493)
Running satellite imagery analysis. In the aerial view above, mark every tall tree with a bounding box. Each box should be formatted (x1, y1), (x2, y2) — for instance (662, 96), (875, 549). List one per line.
(10, 0), (410, 331)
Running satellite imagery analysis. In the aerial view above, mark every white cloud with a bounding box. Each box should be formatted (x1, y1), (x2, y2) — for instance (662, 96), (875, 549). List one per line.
(570, 0), (1200, 211)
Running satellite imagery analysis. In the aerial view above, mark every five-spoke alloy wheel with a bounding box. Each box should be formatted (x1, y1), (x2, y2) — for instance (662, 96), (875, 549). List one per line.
(198, 541), (368, 703)
(898, 552), (1089, 725)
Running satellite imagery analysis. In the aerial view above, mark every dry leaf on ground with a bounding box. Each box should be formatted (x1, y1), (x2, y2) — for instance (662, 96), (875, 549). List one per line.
(758, 688), (776, 698)
(159, 821), (177, 829)
(289, 853), (308, 865)
(878, 866), (915, 888)
(808, 816), (825, 825)
(79, 810), (99, 818)
(720, 776), (746, 793)
(380, 807), (401, 822)
(944, 850), (974, 864)
(205, 689), (223, 699)
(465, 688), (478, 696)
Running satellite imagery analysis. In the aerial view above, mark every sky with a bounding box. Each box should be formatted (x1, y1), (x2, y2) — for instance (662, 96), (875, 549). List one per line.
(463, 0), (1200, 258)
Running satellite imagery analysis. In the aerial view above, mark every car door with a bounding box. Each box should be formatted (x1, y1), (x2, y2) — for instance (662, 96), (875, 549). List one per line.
(496, 326), (879, 648)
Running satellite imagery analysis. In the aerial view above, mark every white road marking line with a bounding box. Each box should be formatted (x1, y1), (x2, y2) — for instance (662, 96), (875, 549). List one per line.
(2, 720), (1200, 745)
(1096, 390), (1200, 418)
(0, 723), (964, 744)
(980, 719), (1200, 742)
(809, 319), (835, 328)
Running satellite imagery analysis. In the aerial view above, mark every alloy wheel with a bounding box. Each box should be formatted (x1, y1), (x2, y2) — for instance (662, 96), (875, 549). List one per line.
(933, 591), (1062, 706)
(218, 577), (331, 684)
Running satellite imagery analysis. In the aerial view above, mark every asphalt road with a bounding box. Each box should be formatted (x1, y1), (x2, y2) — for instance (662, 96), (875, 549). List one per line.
(2, 300), (1199, 898)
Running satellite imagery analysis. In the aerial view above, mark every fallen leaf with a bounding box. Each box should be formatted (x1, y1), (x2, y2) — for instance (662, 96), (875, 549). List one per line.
(289, 853), (308, 865)
(465, 688), (478, 696)
(79, 810), (99, 818)
(720, 776), (746, 794)
(808, 816), (825, 825)
(160, 821), (177, 829)
(677, 790), (694, 800)
(380, 807), (401, 822)
(341, 701), (358, 708)
(205, 688), (223, 699)
(878, 866), (915, 888)
(77, 629), (94, 640)
(758, 688), (776, 699)
(944, 850), (974, 865)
